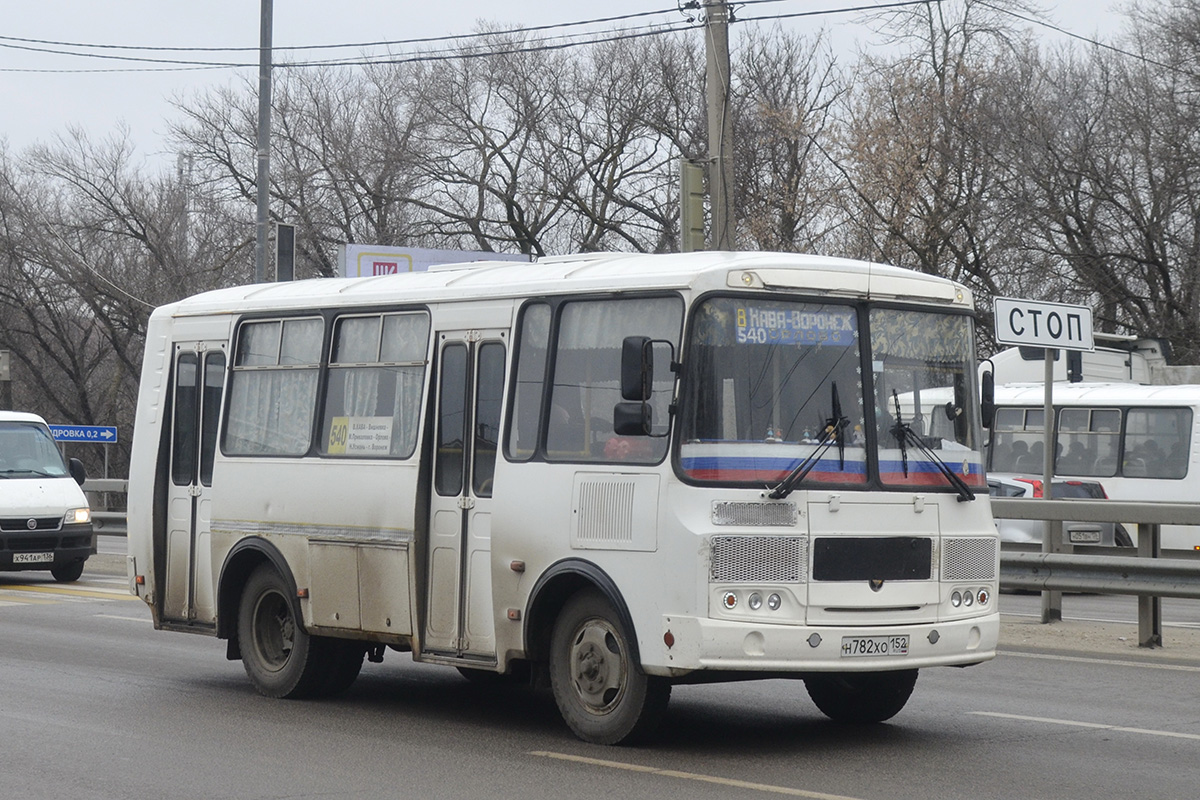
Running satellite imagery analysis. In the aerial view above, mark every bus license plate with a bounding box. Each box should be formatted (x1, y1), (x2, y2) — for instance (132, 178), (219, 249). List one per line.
(13, 552), (53, 564)
(841, 635), (909, 657)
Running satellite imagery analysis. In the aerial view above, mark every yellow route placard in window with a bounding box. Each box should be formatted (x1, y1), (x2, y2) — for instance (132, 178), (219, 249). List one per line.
(328, 416), (349, 454)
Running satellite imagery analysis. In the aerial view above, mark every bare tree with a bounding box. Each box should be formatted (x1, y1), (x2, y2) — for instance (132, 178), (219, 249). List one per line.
(733, 27), (844, 252)
(830, 0), (1041, 310)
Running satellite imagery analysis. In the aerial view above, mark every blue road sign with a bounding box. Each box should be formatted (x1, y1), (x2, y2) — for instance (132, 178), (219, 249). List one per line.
(49, 424), (119, 444)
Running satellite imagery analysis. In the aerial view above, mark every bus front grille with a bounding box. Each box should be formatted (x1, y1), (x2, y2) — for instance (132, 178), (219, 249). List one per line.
(711, 501), (797, 527)
(941, 537), (997, 581)
(710, 535), (807, 583)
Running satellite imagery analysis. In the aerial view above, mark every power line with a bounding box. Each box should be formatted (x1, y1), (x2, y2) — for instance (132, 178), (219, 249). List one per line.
(973, 0), (1185, 77)
(0, 0), (1182, 79)
(0, 0), (929, 74)
(0, 6), (685, 55)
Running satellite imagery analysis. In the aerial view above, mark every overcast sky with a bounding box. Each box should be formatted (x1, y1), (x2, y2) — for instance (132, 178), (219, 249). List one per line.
(1, 0), (1127, 165)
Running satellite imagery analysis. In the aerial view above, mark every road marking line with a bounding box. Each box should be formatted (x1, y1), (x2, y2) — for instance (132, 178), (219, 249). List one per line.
(3, 584), (137, 601)
(971, 712), (1200, 741)
(530, 751), (866, 799)
(1004, 611), (1200, 629)
(95, 613), (152, 623)
(0, 593), (59, 605)
(1000, 650), (1200, 673)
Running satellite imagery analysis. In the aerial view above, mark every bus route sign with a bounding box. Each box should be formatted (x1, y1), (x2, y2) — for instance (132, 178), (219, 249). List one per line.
(994, 297), (1094, 352)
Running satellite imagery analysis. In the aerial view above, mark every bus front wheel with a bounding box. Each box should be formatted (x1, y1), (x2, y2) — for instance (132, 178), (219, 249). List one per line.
(549, 590), (670, 745)
(804, 669), (918, 723)
(237, 563), (330, 699)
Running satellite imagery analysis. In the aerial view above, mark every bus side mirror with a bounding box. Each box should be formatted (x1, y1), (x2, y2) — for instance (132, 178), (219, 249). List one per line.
(621, 336), (653, 402)
(980, 370), (995, 430)
(613, 402), (653, 436)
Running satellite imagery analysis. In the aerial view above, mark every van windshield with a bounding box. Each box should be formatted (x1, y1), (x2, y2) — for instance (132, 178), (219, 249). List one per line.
(0, 422), (70, 478)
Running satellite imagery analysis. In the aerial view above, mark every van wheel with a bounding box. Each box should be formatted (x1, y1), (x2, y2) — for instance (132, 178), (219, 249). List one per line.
(50, 560), (85, 583)
(804, 669), (918, 723)
(238, 563), (330, 699)
(549, 590), (670, 745)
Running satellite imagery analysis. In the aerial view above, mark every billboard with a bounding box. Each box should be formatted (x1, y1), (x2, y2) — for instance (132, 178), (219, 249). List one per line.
(338, 245), (529, 278)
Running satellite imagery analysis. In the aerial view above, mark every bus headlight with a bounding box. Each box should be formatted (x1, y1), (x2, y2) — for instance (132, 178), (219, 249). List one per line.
(748, 593), (763, 610)
(722, 592), (738, 610)
(767, 593), (782, 611)
(951, 591), (962, 608)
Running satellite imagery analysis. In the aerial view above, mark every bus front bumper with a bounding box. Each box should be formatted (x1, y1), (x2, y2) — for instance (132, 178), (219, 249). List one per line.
(650, 612), (999, 676)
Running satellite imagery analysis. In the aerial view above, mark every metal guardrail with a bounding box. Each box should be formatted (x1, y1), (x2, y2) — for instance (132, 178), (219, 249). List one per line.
(991, 497), (1200, 648)
(79, 481), (1199, 646)
(82, 479), (128, 537)
(989, 497), (1200, 527)
(1001, 551), (1200, 598)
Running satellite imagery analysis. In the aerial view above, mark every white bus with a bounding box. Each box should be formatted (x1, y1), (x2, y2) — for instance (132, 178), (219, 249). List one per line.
(126, 251), (999, 744)
(988, 381), (1200, 550)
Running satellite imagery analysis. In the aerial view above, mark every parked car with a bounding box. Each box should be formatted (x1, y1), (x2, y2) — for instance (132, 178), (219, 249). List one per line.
(987, 472), (1133, 547)
(0, 411), (93, 582)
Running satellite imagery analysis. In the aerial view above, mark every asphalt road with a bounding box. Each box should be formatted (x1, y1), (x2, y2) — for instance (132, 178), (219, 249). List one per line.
(2, 557), (1199, 800)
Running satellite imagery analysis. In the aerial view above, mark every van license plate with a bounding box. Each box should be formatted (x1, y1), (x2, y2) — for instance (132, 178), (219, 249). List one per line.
(13, 552), (53, 564)
(841, 635), (909, 657)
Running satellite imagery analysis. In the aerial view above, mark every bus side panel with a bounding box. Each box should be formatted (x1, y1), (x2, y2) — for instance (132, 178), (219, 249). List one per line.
(209, 459), (421, 637)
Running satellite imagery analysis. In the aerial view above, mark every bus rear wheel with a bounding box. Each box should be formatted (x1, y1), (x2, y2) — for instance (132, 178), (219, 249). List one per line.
(804, 669), (918, 723)
(238, 563), (330, 699)
(549, 590), (670, 745)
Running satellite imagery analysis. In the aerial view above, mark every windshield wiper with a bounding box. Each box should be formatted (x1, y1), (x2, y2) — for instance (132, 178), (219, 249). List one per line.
(889, 389), (974, 502)
(0, 468), (57, 478)
(769, 383), (849, 500)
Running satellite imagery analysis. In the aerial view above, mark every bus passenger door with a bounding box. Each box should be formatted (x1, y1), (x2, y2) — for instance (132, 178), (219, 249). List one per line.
(163, 342), (226, 625)
(425, 330), (507, 659)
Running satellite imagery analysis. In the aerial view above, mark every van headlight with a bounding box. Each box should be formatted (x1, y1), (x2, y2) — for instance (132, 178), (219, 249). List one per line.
(65, 507), (91, 525)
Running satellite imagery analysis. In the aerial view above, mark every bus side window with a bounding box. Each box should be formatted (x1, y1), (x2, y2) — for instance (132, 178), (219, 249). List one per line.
(545, 296), (681, 464)
(507, 303), (550, 462)
(1126, 407), (1192, 479)
(225, 317), (323, 456)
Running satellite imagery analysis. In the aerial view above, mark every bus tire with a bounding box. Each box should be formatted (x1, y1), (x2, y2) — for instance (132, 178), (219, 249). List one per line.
(549, 590), (670, 745)
(804, 669), (918, 723)
(238, 563), (330, 699)
(318, 640), (366, 697)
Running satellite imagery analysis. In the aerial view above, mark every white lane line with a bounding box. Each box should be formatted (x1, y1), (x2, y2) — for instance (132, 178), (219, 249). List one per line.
(1004, 611), (1200, 629)
(94, 613), (152, 623)
(530, 751), (867, 799)
(970, 712), (1200, 741)
(1000, 650), (1200, 672)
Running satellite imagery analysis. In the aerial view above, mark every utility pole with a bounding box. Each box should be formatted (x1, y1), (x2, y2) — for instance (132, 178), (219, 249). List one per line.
(0, 350), (11, 410)
(680, 159), (706, 252)
(705, 0), (735, 251)
(254, 0), (274, 283)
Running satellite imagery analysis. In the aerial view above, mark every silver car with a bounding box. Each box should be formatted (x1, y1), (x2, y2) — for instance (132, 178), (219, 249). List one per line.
(987, 473), (1133, 547)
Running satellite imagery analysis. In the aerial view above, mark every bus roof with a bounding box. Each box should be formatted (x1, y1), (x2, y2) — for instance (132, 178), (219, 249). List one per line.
(995, 382), (1200, 405)
(154, 251), (973, 318)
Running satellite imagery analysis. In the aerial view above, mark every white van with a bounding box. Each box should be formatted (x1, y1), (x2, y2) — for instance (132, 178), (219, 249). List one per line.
(0, 411), (93, 582)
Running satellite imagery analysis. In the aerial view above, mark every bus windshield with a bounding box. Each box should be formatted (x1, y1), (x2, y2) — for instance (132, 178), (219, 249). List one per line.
(678, 297), (985, 491)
